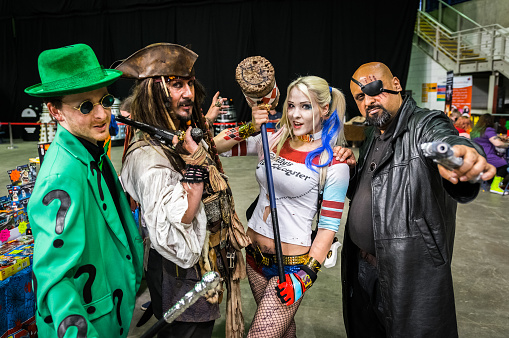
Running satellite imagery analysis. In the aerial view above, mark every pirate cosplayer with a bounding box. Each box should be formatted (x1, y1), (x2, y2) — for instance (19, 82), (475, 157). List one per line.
(25, 44), (144, 337)
(116, 43), (250, 338)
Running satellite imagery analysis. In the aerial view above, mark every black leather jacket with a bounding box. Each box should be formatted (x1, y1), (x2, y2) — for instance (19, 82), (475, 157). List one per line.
(341, 97), (483, 338)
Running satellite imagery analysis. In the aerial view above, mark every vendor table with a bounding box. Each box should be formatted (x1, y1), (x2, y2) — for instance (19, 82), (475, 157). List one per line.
(0, 266), (36, 338)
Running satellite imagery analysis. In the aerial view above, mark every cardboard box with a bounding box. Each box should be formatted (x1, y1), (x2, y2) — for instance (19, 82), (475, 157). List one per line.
(0, 256), (30, 281)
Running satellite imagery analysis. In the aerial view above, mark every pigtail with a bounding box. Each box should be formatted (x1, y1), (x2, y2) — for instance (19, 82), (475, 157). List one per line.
(305, 86), (346, 172)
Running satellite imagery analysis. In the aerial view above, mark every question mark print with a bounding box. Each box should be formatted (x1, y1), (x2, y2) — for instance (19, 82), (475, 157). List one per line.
(90, 163), (107, 211)
(74, 264), (97, 314)
(42, 190), (71, 248)
(113, 289), (124, 335)
(57, 314), (88, 338)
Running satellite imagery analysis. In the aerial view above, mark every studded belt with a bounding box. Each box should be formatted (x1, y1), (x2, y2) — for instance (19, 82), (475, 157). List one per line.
(245, 245), (309, 266)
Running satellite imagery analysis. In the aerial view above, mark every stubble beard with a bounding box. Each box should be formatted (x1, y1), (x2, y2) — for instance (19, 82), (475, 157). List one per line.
(178, 113), (192, 123)
(365, 106), (392, 128)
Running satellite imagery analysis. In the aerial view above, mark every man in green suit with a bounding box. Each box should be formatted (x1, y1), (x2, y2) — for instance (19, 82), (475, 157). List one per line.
(25, 44), (143, 337)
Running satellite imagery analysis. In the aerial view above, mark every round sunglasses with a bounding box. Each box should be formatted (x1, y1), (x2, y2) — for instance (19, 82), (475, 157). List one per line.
(72, 94), (115, 114)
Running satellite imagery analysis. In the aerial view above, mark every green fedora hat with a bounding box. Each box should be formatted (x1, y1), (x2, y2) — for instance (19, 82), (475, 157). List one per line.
(25, 43), (122, 97)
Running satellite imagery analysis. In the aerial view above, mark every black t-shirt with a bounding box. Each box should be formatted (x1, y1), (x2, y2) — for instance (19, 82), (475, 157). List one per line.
(348, 116), (399, 255)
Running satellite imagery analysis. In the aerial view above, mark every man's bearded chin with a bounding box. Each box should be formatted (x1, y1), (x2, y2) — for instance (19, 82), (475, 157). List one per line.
(177, 99), (194, 122)
(365, 106), (392, 128)
(178, 113), (192, 122)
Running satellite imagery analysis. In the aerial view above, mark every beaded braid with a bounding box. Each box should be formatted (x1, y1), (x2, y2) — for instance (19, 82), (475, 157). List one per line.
(192, 103), (225, 174)
(125, 77), (188, 174)
(126, 77), (224, 175)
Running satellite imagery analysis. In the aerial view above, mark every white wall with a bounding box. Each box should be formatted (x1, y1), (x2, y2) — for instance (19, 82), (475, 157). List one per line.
(453, 0), (509, 28)
(405, 44), (448, 111)
(429, 0), (509, 30)
(406, 43), (491, 114)
(413, 0), (506, 115)
(472, 76), (489, 109)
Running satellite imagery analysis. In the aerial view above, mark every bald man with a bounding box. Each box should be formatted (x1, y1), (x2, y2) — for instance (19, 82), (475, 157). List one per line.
(340, 62), (495, 337)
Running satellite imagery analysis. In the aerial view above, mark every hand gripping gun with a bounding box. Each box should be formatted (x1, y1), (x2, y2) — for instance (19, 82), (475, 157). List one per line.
(115, 115), (203, 145)
(420, 142), (482, 183)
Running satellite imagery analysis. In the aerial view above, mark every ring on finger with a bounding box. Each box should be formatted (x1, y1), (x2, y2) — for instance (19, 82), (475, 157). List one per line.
(214, 100), (222, 108)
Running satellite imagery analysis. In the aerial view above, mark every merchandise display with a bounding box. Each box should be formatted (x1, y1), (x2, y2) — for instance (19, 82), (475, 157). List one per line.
(0, 163), (36, 244)
(0, 162), (37, 337)
(0, 237), (34, 280)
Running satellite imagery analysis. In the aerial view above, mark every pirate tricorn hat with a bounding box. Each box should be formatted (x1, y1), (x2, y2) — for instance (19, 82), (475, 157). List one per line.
(113, 43), (198, 79)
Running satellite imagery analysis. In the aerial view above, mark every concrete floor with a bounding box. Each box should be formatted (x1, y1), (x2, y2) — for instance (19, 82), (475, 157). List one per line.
(1, 138), (508, 337)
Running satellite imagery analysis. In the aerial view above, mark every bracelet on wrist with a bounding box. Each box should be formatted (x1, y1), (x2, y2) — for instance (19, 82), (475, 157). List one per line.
(304, 256), (321, 273)
(297, 256), (321, 290)
(181, 164), (209, 184)
(238, 122), (256, 139)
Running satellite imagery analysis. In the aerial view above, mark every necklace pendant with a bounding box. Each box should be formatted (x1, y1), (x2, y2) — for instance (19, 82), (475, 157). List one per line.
(299, 134), (312, 142)
(297, 130), (322, 143)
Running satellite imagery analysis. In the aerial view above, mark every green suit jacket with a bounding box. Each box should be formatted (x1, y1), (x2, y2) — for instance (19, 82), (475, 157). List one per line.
(28, 126), (143, 337)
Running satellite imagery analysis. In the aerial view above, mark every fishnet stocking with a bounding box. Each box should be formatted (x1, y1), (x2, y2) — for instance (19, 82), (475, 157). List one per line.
(246, 263), (300, 338)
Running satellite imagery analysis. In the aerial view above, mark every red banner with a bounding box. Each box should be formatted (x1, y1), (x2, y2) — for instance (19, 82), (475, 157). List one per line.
(451, 76), (473, 116)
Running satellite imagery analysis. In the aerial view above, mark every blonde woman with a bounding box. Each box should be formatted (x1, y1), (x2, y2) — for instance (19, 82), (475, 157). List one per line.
(216, 76), (351, 337)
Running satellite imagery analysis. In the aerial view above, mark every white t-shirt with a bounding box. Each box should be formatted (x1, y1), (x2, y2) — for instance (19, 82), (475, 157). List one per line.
(247, 138), (349, 247)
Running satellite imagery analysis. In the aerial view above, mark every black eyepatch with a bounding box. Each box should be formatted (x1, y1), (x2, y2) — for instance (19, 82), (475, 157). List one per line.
(351, 78), (399, 96)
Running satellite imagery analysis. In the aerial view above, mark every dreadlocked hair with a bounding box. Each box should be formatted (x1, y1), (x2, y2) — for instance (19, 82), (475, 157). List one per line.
(192, 80), (225, 174)
(127, 77), (225, 175)
(128, 77), (186, 173)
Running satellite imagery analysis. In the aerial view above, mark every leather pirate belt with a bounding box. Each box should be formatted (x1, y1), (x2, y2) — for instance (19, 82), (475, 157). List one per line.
(246, 245), (308, 266)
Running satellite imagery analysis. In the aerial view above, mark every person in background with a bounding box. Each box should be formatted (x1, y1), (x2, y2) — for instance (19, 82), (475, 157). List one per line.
(449, 108), (461, 123)
(25, 43), (143, 337)
(265, 109), (283, 133)
(104, 110), (119, 158)
(120, 96), (133, 118)
(454, 115), (471, 138)
(341, 62), (495, 337)
(460, 115), (472, 133)
(471, 113), (509, 194)
(110, 111), (120, 136)
(203, 91), (228, 131)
